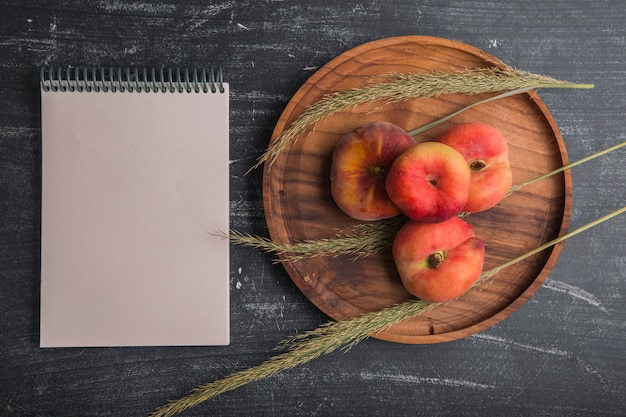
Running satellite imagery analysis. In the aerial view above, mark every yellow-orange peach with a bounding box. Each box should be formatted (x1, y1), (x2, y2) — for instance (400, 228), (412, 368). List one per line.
(330, 121), (416, 221)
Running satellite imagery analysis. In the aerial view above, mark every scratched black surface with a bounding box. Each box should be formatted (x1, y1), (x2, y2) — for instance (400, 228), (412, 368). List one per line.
(1, 1), (625, 416)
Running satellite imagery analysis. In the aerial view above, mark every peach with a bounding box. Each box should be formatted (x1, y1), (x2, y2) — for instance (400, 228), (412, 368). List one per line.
(385, 141), (471, 223)
(392, 217), (485, 303)
(435, 122), (512, 212)
(330, 121), (416, 221)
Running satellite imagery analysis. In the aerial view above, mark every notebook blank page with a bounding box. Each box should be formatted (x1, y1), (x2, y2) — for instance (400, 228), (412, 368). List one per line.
(40, 85), (230, 347)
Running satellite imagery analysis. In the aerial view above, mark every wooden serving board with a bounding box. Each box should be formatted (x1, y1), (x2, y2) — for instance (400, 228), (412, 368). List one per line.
(262, 36), (572, 344)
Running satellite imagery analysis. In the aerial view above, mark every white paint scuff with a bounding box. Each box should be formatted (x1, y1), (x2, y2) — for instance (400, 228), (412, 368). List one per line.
(543, 279), (608, 313)
(471, 334), (569, 357)
(473, 333), (612, 393)
(360, 371), (494, 390)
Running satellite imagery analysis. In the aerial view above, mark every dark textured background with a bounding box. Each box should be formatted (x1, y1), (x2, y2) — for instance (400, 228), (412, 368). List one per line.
(1, 1), (625, 416)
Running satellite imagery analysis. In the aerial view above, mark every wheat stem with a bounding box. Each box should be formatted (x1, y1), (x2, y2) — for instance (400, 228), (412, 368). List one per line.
(490, 206), (626, 275)
(506, 141), (626, 196)
(407, 86), (536, 136)
(150, 207), (624, 417)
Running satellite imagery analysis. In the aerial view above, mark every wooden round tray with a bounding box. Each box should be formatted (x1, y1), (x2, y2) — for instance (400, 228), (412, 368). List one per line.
(262, 36), (572, 344)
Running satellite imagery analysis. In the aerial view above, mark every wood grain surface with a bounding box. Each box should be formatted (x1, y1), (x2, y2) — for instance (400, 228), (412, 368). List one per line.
(264, 36), (572, 343)
(0, 1), (624, 417)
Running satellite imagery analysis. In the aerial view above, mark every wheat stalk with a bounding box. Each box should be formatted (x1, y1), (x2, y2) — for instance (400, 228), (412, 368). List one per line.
(223, 215), (405, 262)
(252, 68), (593, 171)
(149, 299), (437, 417)
(149, 206), (625, 417)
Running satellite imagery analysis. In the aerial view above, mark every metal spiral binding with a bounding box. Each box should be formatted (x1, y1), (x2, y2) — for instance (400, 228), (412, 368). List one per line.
(40, 66), (224, 93)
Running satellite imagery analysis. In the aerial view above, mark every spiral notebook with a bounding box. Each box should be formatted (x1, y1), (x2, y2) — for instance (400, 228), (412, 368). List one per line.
(39, 67), (230, 347)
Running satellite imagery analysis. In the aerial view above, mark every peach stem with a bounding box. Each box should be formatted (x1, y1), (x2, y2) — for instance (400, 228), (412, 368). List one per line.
(427, 251), (445, 268)
(369, 164), (387, 177)
(469, 159), (487, 172)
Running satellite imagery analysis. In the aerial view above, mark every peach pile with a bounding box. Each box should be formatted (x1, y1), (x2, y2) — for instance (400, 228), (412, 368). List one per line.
(330, 121), (512, 302)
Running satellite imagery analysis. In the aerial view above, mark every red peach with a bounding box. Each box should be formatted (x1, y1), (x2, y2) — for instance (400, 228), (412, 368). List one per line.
(330, 121), (417, 221)
(385, 141), (471, 223)
(435, 122), (512, 212)
(392, 217), (485, 303)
